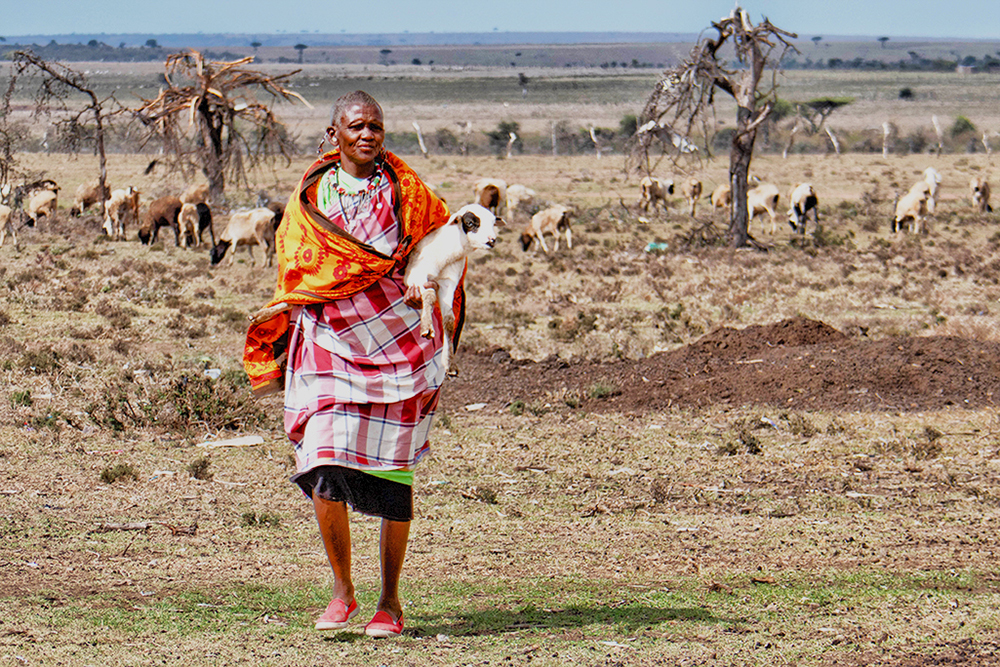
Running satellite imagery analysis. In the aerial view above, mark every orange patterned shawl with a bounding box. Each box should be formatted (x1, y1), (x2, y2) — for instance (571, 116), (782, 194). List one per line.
(243, 150), (454, 396)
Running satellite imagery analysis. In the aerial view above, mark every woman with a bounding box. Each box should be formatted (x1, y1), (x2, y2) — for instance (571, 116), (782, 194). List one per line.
(244, 90), (455, 638)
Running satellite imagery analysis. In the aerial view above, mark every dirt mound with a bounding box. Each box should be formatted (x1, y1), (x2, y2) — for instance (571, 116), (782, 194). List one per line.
(442, 317), (1000, 413)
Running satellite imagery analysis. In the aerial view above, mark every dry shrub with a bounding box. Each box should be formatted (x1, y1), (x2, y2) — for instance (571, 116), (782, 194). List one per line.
(95, 300), (133, 329)
(21, 347), (60, 374)
(100, 463), (139, 484)
(186, 456), (213, 481)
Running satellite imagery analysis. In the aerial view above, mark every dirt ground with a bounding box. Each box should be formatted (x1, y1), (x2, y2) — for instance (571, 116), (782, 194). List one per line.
(444, 316), (1000, 414)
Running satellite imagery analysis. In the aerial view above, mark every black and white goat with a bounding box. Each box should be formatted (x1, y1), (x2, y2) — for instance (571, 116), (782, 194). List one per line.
(404, 203), (503, 373)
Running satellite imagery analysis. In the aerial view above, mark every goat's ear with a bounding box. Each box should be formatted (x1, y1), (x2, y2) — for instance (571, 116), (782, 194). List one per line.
(495, 216), (506, 228)
(460, 210), (481, 234)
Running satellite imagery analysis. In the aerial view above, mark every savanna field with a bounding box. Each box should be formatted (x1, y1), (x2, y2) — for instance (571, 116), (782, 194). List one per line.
(3, 56), (1000, 666)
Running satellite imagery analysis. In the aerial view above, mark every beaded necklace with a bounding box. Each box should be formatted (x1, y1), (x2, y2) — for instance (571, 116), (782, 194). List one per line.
(320, 161), (384, 234)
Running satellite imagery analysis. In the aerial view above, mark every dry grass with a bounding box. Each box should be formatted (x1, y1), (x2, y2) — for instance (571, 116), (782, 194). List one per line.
(4, 77), (1000, 663)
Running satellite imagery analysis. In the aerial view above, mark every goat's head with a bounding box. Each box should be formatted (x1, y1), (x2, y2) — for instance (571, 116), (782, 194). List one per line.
(210, 240), (231, 265)
(452, 203), (502, 250)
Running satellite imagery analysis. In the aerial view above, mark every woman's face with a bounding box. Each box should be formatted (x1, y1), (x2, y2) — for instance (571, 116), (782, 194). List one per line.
(330, 103), (385, 176)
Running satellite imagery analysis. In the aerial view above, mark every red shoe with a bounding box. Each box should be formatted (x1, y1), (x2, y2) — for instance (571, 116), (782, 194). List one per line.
(364, 610), (404, 637)
(314, 598), (358, 630)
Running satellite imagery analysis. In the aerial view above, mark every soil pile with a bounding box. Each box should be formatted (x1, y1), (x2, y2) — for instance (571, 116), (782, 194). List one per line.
(443, 317), (1000, 413)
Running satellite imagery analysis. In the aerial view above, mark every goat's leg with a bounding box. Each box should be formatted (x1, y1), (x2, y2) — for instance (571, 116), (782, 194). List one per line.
(537, 233), (550, 254)
(418, 286), (437, 339)
(566, 228), (573, 249)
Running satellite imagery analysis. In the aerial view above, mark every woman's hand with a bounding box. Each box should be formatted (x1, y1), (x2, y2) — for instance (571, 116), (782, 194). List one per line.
(404, 281), (438, 308)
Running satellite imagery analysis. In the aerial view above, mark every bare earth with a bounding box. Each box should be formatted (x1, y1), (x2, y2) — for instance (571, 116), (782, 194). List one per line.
(444, 316), (1000, 414)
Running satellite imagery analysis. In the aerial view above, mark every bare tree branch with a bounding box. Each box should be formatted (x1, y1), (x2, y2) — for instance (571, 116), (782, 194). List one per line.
(133, 50), (312, 203)
(628, 8), (797, 247)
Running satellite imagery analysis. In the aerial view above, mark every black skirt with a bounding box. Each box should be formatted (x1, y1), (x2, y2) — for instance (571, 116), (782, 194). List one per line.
(292, 465), (413, 522)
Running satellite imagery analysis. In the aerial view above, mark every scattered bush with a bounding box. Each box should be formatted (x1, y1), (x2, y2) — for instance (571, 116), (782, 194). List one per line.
(100, 463), (139, 484)
(186, 456), (213, 481)
(241, 511), (281, 527)
(9, 390), (32, 407)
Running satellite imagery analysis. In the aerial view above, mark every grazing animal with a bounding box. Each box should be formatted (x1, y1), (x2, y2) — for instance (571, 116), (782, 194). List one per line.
(786, 183), (819, 233)
(70, 179), (104, 217)
(178, 203), (201, 248)
(27, 190), (58, 226)
(404, 203), (503, 373)
(921, 167), (942, 213)
(681, 178), (703, 217)
(103, 186), (140, 240)
(638, 176), (674, 213)
(181, 183), (210, 205)
(196, 202), (216, 246)
(520, 204), (572, 253)
(893, 187), (929, 234)
(210, 207), (278, 267)
(473, 178), (508, 217)
(138, 196), (183, 245)
(711, 183), (732, 212)
(0, 204), (15, 249)
(747, 183), (781, 234)
(971, 176), (992, 213)
(505, 183), (537, 222)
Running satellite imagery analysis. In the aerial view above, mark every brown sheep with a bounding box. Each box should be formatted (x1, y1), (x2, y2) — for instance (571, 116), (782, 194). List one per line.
(971, 176), (992, 213)
(138, 196), (183, 245)
(473, 178), (508, 217)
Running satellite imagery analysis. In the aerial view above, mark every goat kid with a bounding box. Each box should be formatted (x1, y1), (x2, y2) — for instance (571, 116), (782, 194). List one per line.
(404, 203), (503, 374)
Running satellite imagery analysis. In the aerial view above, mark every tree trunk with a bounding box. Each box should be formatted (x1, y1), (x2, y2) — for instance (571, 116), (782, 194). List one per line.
(728, 106), (755, 248)
(90, 94), (109, 220)
(198, 101), (226, 203)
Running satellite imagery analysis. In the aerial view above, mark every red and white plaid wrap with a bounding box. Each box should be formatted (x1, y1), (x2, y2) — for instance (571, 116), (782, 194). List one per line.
(283, 170), (446, 473)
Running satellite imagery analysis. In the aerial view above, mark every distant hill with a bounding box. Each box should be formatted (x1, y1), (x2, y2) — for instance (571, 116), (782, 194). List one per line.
(2, 32), (701, 49)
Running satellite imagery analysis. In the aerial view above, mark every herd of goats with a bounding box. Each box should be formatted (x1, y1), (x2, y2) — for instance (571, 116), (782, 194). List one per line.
(0, 166), (993, 261)
(635, 168), (993, 237)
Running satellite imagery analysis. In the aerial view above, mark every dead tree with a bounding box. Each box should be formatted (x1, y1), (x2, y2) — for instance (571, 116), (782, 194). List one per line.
(5, 50), (120, 217)
(630, 8), (796, 247)
(134, 51), (311, 204)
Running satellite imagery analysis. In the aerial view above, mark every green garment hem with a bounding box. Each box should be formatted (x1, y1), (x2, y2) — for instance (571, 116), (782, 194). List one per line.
(366, 468), (414, 486)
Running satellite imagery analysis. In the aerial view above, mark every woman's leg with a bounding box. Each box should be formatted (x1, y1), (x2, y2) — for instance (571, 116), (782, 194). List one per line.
(313, 493), (355, 604)
(377, 518), (410, 619)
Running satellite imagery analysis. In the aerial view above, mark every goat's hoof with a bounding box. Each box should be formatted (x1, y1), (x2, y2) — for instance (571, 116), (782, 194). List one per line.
(446, 365), (459, 378)
(420, 328), (435, 339)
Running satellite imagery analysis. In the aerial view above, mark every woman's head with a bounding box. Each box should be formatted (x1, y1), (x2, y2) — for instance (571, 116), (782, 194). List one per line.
(328, 91), (385, 177)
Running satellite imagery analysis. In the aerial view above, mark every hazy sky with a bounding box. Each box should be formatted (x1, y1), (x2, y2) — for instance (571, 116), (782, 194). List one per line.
(3, 0), (997, 40)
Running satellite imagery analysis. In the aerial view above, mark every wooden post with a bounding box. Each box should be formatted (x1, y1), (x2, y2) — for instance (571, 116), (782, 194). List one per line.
(506, 132), (517, 159)
(412, 121), (429, 159)
(825, 126), (841, 156)
(882, 122), (891, 158)
(932, 115), (944, 156)
(588, 126), (602, 159)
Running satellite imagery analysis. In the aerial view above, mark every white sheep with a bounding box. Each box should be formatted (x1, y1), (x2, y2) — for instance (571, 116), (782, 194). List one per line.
(0, 204), (15, 249)
(404, 203), (503, 373)
(505, 183), (537, 222)
(27, 190), (58, 226)
(786, 183), (819, 233)
(921, 167), (942, 213)
(103, 186), (140, 240)
(711, 183), (732, 212)
(681, 178), (702, 217)
(747, 183), (781, 234)
(893, 187), (929, 234)
(210, 208), (279, 267)
(70, 179), (103, 217)
(520, 204), (572, 253)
